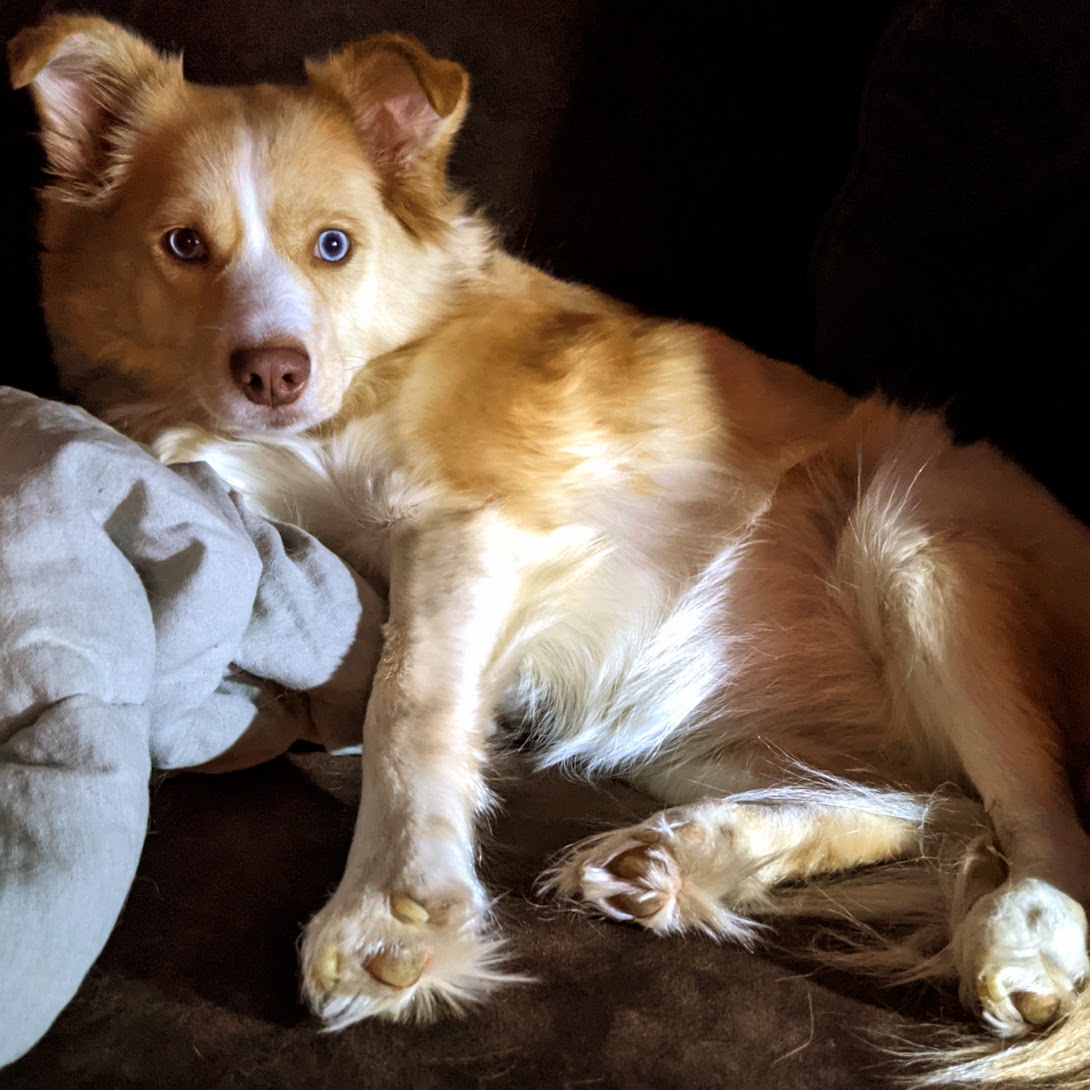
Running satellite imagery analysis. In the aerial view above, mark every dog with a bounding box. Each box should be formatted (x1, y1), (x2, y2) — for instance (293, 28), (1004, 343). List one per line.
(11, 15), (1090, 1085)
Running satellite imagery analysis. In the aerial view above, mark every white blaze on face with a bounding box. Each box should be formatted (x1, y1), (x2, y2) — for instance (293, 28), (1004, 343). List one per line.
(223, 131), (315, 355)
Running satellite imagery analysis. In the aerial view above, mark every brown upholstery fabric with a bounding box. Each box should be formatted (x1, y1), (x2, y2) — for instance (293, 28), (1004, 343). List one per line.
(5, 755), (958, 1090)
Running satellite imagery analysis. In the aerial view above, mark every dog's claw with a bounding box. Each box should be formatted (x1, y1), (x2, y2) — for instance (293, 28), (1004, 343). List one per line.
(390, 894), (430, 925)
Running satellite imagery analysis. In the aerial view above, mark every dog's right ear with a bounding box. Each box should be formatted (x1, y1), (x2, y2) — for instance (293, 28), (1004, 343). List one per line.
(8, 15), (181, 201)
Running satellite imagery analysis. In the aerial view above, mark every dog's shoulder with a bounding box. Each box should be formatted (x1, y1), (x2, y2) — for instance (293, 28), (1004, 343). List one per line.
(368, 263), (723, 513)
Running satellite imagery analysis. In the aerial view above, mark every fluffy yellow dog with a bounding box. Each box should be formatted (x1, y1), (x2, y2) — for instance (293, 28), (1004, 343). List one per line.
(11, 15), (1090, 1085)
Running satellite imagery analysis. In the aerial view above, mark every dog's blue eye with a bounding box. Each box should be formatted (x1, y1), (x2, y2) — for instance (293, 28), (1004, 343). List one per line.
(315, 229), (351, 263)
(162, 227), (207, 263)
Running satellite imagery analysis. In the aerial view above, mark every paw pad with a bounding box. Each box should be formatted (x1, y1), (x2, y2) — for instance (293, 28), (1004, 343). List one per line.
(313, 945), (342, 991)
(606, 847), (671, 918)
(364, 945), (430, 989)
(1011, 990), (1062, 1027)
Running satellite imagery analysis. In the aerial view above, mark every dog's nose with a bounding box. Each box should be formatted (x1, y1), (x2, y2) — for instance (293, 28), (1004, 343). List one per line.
(229, 346), (311, 407)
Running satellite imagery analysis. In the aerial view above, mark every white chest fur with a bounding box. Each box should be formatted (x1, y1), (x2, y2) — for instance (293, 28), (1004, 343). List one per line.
(161, 418), (749, 774)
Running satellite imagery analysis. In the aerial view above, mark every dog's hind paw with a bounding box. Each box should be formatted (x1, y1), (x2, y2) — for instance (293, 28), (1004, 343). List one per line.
(954, 877), (1089, 1037)
(300, 885), (520, 1029)
(542, 808), (765, 944)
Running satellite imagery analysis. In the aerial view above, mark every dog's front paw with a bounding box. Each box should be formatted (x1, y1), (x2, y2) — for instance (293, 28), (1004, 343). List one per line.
(301, 882), (515, 1029)
(151, 425), (218, 467)
(954, 877), (1089, 1037)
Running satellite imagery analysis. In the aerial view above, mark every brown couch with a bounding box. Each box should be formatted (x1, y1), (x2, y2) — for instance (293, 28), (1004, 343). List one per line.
(4, 1), (1090, 1087)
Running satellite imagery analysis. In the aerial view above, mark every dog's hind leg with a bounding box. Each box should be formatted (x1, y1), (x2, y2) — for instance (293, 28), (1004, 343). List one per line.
(841, 453), (1090, 1041)
(851, 505), (1090, 1040)
(894, 613), (1090, 1039)
(544, 769), (958, 944)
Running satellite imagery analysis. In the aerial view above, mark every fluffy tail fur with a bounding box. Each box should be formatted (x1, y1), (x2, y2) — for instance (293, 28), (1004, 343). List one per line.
(756, 793), (1090, 1088)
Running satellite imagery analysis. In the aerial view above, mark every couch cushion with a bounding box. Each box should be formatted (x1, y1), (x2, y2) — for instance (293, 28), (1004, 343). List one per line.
(811, 0), (1090, 520)
(4, 754), (955, 1090)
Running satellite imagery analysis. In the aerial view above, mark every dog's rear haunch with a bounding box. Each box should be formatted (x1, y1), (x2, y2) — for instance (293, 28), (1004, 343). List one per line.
(12, 15), (1090, 1086)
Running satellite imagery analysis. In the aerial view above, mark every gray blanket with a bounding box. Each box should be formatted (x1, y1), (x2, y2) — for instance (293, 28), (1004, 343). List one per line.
(0, 388), (383, 1065)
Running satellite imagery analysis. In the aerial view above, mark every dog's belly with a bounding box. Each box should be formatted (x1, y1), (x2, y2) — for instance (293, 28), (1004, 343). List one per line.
(496, 493), (967, 792)
(185, 409), (970, 791)
(496, 544), (735, 772)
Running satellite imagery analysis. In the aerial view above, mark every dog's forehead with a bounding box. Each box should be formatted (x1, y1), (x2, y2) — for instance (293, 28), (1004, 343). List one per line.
(148, 84), (379, 211)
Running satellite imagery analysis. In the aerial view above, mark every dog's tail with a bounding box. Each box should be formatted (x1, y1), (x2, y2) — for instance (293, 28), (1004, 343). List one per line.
(757, 797), (1090, 1088)
(900, 993), (1090, 1087)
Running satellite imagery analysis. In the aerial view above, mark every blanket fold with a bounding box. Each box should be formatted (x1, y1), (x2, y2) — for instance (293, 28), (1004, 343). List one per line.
(0, 388), (383, 1065)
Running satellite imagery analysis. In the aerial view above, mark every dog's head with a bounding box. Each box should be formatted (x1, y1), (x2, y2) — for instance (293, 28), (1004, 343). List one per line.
(9, 16), (486, 437)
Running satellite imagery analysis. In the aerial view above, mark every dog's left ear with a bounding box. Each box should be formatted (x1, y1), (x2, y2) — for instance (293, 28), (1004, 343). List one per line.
(307, 34), (468, 228)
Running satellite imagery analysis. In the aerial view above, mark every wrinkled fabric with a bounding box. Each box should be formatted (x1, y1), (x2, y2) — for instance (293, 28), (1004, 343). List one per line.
(0, 388), (383, 1065)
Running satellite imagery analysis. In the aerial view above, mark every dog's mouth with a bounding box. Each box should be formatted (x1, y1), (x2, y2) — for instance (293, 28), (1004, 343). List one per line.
(207, 391), (319, 435)
(208, 343), (322, 434)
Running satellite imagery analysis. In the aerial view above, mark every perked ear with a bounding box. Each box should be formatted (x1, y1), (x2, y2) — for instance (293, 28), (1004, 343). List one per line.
(306, 33), (469, 231)
(8, 15), (181, 201)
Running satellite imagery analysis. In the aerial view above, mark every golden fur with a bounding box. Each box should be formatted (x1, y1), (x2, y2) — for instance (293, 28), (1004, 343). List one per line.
(12, 15), (1090, 1085)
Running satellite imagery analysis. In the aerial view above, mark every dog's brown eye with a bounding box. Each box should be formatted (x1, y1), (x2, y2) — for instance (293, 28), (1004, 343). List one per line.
(162, 227), (207, 263)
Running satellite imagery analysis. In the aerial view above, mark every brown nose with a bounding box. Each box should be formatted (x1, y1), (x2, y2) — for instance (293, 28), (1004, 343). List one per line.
(229, 346), (311, 407)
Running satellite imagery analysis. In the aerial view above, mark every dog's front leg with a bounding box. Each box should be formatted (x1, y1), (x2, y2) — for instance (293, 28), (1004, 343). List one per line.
(301, 511), (519, 1028)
